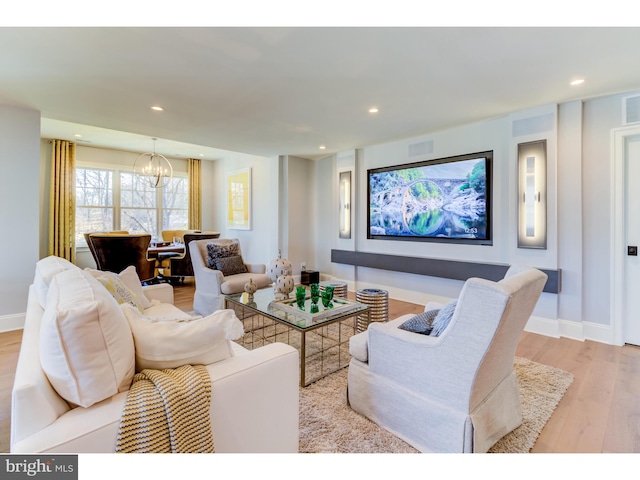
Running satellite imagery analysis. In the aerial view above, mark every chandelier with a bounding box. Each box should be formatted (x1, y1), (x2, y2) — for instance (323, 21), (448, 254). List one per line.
(133, 138), (173, 188)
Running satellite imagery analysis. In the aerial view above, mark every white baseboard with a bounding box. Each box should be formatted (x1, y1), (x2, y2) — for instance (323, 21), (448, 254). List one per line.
(525, 316), (618, 345)
(0, 312), (25, 333)
(325, 274), (619, 346)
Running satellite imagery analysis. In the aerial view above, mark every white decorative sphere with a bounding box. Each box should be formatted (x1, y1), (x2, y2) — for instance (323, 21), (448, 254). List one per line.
(275, 274), (294, 299)
(267, 250), (293, 282)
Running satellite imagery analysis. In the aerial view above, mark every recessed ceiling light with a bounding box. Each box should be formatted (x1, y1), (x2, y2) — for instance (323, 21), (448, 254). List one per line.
(368, 107), (379, 114)
(319, 145), (326, 150)
(151, 105), (164, 111)
(74, 134), (82, 138)
(570, 79), (585, 86)
(199, 153), (205, 157)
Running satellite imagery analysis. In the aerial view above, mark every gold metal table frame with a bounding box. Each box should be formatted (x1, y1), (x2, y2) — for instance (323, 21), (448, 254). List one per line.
(224, 288), (370, 386)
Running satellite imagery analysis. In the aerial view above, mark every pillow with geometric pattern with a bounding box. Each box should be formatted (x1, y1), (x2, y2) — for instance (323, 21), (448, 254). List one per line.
(206, 242), (239, 268)
(214, 255), (248, 276)
(398, 309), (439, 335)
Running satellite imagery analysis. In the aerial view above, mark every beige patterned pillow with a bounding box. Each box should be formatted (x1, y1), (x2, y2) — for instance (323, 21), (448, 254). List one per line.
(95, 271), (146, 312)
(85, 265), (152, 309)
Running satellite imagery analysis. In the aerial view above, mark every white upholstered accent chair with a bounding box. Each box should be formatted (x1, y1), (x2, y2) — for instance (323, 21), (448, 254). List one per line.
(347, 265), (548, 453)
(190, 238), (271, 316)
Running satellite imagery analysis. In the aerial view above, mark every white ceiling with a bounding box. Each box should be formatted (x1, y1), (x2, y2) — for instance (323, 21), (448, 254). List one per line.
(1, 27), (640, 161)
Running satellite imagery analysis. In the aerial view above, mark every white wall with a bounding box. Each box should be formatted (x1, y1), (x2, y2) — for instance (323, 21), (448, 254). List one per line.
(283, 155), (316, 276)
(313, 89), (640, 344)
(317, 110), (559, 314)
(557, 101), (583, 325)
(582, 92), (633, 327)
(0, 105), (40, 326)
(211, 152), (280, 266)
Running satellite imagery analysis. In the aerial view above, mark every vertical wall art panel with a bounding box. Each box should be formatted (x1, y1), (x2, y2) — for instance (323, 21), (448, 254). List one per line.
(339, 170), (352, 239)
(518, 140), (547, 248)
(227, 167), (252, 230)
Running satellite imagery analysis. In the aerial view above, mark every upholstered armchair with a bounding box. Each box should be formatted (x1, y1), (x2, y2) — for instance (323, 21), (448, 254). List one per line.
(190, 238), (271, 316)
(347, 265), (548, 453)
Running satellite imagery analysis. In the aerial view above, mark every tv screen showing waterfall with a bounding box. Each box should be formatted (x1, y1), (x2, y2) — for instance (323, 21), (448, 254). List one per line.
(367, 151), (493, 245)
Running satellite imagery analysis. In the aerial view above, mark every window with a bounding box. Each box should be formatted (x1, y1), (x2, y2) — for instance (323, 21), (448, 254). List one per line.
(75, 165), (188, 247)
(75, 167), (114, 246)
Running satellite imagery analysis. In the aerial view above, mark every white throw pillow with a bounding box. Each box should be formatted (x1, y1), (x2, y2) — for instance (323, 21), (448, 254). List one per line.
(85, 266), (152, 310)
(121, 304), (244, 370)
(39, 269), (135, 408)
(33, 256), (78, 309)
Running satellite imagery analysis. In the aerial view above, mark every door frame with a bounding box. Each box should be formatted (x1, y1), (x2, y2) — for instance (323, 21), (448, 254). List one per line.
(611, 124), (640, 346)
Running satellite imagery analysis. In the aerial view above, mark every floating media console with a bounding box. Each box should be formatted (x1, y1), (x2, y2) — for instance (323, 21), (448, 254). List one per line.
(330, 249), (560, 294)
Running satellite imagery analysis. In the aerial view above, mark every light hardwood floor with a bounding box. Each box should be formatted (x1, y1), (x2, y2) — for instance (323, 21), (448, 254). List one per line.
(2, 278), (639, 453)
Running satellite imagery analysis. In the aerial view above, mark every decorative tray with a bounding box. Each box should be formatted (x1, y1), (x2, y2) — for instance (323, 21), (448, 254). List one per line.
(269, 296), (364, 323)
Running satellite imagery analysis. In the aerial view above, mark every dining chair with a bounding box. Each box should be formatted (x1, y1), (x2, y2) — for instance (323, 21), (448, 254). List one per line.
(84, 231), (129, 269)
(169, 232), (221, 284)
(88, 233), (156, 283)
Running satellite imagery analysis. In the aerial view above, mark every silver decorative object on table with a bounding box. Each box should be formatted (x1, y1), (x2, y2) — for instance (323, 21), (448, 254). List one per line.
(244, 278), (257, 299)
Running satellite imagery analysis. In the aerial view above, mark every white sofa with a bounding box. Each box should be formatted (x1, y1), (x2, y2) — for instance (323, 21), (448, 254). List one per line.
(11, 256), (300, 453)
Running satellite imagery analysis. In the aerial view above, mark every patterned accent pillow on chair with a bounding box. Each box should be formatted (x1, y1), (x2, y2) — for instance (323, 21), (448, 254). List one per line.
(206, 243), (239, 268)
(214, 256), (248, 276)
(430, 300), (457, 337)
(398, 309), (439, 335)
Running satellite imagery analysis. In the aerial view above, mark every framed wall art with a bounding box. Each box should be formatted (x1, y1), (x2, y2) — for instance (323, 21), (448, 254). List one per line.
(227, 167), (252, 230)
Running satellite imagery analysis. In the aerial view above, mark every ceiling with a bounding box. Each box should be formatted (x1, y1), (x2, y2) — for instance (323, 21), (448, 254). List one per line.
(1, 27), (640, 161)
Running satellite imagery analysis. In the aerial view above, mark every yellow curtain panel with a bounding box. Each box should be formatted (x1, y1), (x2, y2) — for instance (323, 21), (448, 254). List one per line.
(188, 158), (202, 230)
(49, 140), (76, 262)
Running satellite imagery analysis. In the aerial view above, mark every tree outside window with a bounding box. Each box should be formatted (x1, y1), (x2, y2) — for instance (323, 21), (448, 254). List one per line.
(75, 166), (188, 245)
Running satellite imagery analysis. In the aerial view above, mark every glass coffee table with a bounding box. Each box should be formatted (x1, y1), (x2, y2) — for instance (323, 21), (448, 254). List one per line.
(224, 288), (370, 386)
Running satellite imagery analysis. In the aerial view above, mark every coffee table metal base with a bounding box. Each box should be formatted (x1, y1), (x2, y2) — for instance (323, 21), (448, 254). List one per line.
(225, 295), (369, 386)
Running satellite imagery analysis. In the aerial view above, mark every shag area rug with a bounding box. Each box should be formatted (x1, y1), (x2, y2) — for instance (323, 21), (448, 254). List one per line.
(299, 357), (573, 453)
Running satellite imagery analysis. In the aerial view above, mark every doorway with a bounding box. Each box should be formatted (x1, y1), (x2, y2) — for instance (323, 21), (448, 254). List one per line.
(612, 125), (640, 346)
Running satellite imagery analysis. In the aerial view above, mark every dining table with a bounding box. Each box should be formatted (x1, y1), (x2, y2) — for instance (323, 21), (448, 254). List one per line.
(147, 243), (185, 258)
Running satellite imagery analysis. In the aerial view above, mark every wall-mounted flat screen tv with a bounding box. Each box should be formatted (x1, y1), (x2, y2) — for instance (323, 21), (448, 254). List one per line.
(367, 151), (492, 245)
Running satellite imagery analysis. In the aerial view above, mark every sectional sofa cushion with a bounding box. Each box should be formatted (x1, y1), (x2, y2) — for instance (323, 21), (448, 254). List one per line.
(33, 255), (79, 309)
(39, 268), (135, 408)
(121, 305), (244, 370)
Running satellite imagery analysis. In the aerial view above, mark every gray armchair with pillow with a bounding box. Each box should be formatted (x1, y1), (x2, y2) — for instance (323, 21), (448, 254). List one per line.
(347, 265), (548, 453)
(190, 238), (271, 316)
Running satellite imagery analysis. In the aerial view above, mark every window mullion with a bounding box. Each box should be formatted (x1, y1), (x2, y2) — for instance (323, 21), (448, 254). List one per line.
(157, 185), (163, 235)
(114, 169), (122, 230)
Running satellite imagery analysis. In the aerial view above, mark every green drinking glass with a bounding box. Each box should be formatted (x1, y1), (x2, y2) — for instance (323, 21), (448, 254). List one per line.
(310, 283), (320, 304)
(295, 285), (306, 310)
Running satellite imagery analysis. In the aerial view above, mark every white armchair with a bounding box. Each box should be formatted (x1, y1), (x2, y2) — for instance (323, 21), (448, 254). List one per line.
(347, 265), (548, 453)
(190, 238), (271, 316)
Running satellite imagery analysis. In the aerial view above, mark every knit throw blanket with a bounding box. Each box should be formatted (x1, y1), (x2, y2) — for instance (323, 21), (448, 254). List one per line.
(116, 364), (215, 453)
